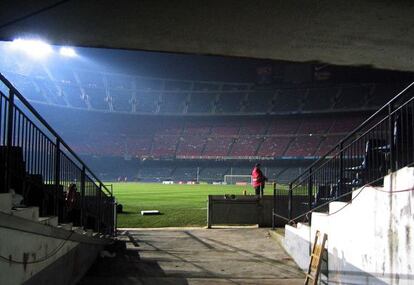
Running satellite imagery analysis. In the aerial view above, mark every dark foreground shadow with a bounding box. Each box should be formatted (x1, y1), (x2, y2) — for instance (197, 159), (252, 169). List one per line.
(78, 236), (189, 285)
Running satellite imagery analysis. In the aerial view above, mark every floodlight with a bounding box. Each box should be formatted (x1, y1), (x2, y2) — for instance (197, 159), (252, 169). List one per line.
(11, 38), (52, 58)
(59, 46), (77, 57)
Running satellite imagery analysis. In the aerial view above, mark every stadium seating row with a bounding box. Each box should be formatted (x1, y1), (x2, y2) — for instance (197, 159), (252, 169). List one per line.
(62, 115), (362, 159)
(2, 70), (401, 115)
(72, 134), (344, 159)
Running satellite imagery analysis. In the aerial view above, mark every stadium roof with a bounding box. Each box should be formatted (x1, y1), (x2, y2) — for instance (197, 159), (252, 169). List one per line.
(1, 1), (414, 72)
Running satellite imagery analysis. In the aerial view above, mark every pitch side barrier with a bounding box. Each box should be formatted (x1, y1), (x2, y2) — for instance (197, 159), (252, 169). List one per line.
(0, 73), (115, 235)
(273, 82), (414, 227)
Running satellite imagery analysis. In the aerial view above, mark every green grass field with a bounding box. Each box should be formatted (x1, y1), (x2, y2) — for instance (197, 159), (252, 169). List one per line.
(113, 182), (276, 228)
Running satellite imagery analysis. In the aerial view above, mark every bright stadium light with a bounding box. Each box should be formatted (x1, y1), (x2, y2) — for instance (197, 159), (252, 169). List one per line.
(59, 46), (77, 57)
(11, 38), (52, 59)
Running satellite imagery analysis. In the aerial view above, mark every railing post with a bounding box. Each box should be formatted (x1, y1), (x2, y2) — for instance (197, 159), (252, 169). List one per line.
(288, 183), (293, 221)
(54, 139), (60, 217)
(80, 165), (85, 228)
(339, 143), (344, 198)
(388, 104), (395, 172)
(97, 182), (102, 233)
(308, 168), (313, 213)
(272, 182), (276, 229)
(4, 89), (15, 192)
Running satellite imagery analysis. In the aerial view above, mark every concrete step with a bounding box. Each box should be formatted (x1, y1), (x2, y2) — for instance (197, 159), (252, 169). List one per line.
(38, 216), (59, 227)
(384, 166), (414, 192)
(328, 201), (348, 214)
(58, 223), (73, 231)
(72, 226), (85, 234)
(85, 229), (94, 237)
(11, 206), (39, 221)
(0, 193), (12, 214)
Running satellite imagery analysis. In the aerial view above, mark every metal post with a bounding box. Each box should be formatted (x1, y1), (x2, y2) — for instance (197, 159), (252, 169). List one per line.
(80, 165), (85, 227)
(388, 104), (395, 172)
(97, 182), (102, 233)
(4, 89), (15, 192)
(288, 183), (293, 221)
(207, 195), (212, 229)
(272, 182), (276, 229)
(339, 143), (344, 197)
(54, 139), (61, 217)
(308, 168), (313, 213)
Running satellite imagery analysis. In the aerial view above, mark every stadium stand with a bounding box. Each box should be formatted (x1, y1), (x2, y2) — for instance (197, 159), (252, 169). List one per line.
(276, 167), (303, 183)
(272, 89), (305, 112)
(284, 136), (322, 157)
(315, 135), (343, 156)
(302, 87), (335, 111)
(1, 66), (404, 117)
(229, 136), (262, 157)
(159, 92), (187, 113)
(3, 64), (408, 183)
(257, 137), (292, 157)
(215, 92), (245, 113)
(199, 167), (229, 181)
(136, 92), (158, 113)
(87, 87), (110, 110)
(244, 91), (274, 113)
(203, 137), (234, 157)
(50, 111), (369, 160)
(333, 85), (369, 109)
(151, 135), (178, 158)
(176, 136), (206, 156)
(297, 117), (333, 134)
(187, 92), (214, 113)
(171, 167), (198, 181)
(138, 167), (173, 180)
(112, 89), (133, 112)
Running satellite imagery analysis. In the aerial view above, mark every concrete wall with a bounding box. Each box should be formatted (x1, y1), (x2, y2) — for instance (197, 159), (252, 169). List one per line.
(282, 167), (414, 284)
(1, 1), (414, 71)
(208, 195), (262, 227)
(207, 195), (306, 227)
(0, 213), (107, 285)
(284, 223), (311, 271)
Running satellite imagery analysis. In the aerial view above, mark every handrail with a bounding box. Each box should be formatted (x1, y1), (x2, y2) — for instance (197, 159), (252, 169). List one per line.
(0, 72), (112, 196)
(289, 81), (414, 186)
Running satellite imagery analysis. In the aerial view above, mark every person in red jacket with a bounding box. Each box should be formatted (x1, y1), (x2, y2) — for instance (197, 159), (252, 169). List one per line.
(251, 163), (267, 197)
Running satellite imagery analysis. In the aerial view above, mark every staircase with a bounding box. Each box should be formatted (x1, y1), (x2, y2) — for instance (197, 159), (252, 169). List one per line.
(0, 72), (115, 236)
(281, 166), (414, 285)
(0, 72), (115, 285)
(0, 192), (58, 226)
(0, 190), (111, 285)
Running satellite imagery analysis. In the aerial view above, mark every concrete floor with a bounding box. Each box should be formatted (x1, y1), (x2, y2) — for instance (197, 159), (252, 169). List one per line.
(80, 228), (304, 285)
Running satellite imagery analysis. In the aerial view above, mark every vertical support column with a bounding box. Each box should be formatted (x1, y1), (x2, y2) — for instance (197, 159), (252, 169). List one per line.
(4, 89), (15, 192)
(54, 139), (61, 217)
(288, 182), (293, 222)
(80, 165), (85, 228)
(388, 104), (395, 172)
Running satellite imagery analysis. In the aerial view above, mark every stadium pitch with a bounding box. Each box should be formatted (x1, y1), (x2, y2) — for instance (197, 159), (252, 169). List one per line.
(113, 182), (284, 228)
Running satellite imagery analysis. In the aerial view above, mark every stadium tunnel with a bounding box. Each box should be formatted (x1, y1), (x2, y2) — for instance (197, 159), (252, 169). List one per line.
(0, 1), (414, 284)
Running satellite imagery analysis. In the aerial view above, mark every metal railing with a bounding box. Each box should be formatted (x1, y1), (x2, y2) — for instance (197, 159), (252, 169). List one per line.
(273, 82), (414, 225)
(0, 73), (115, 235)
